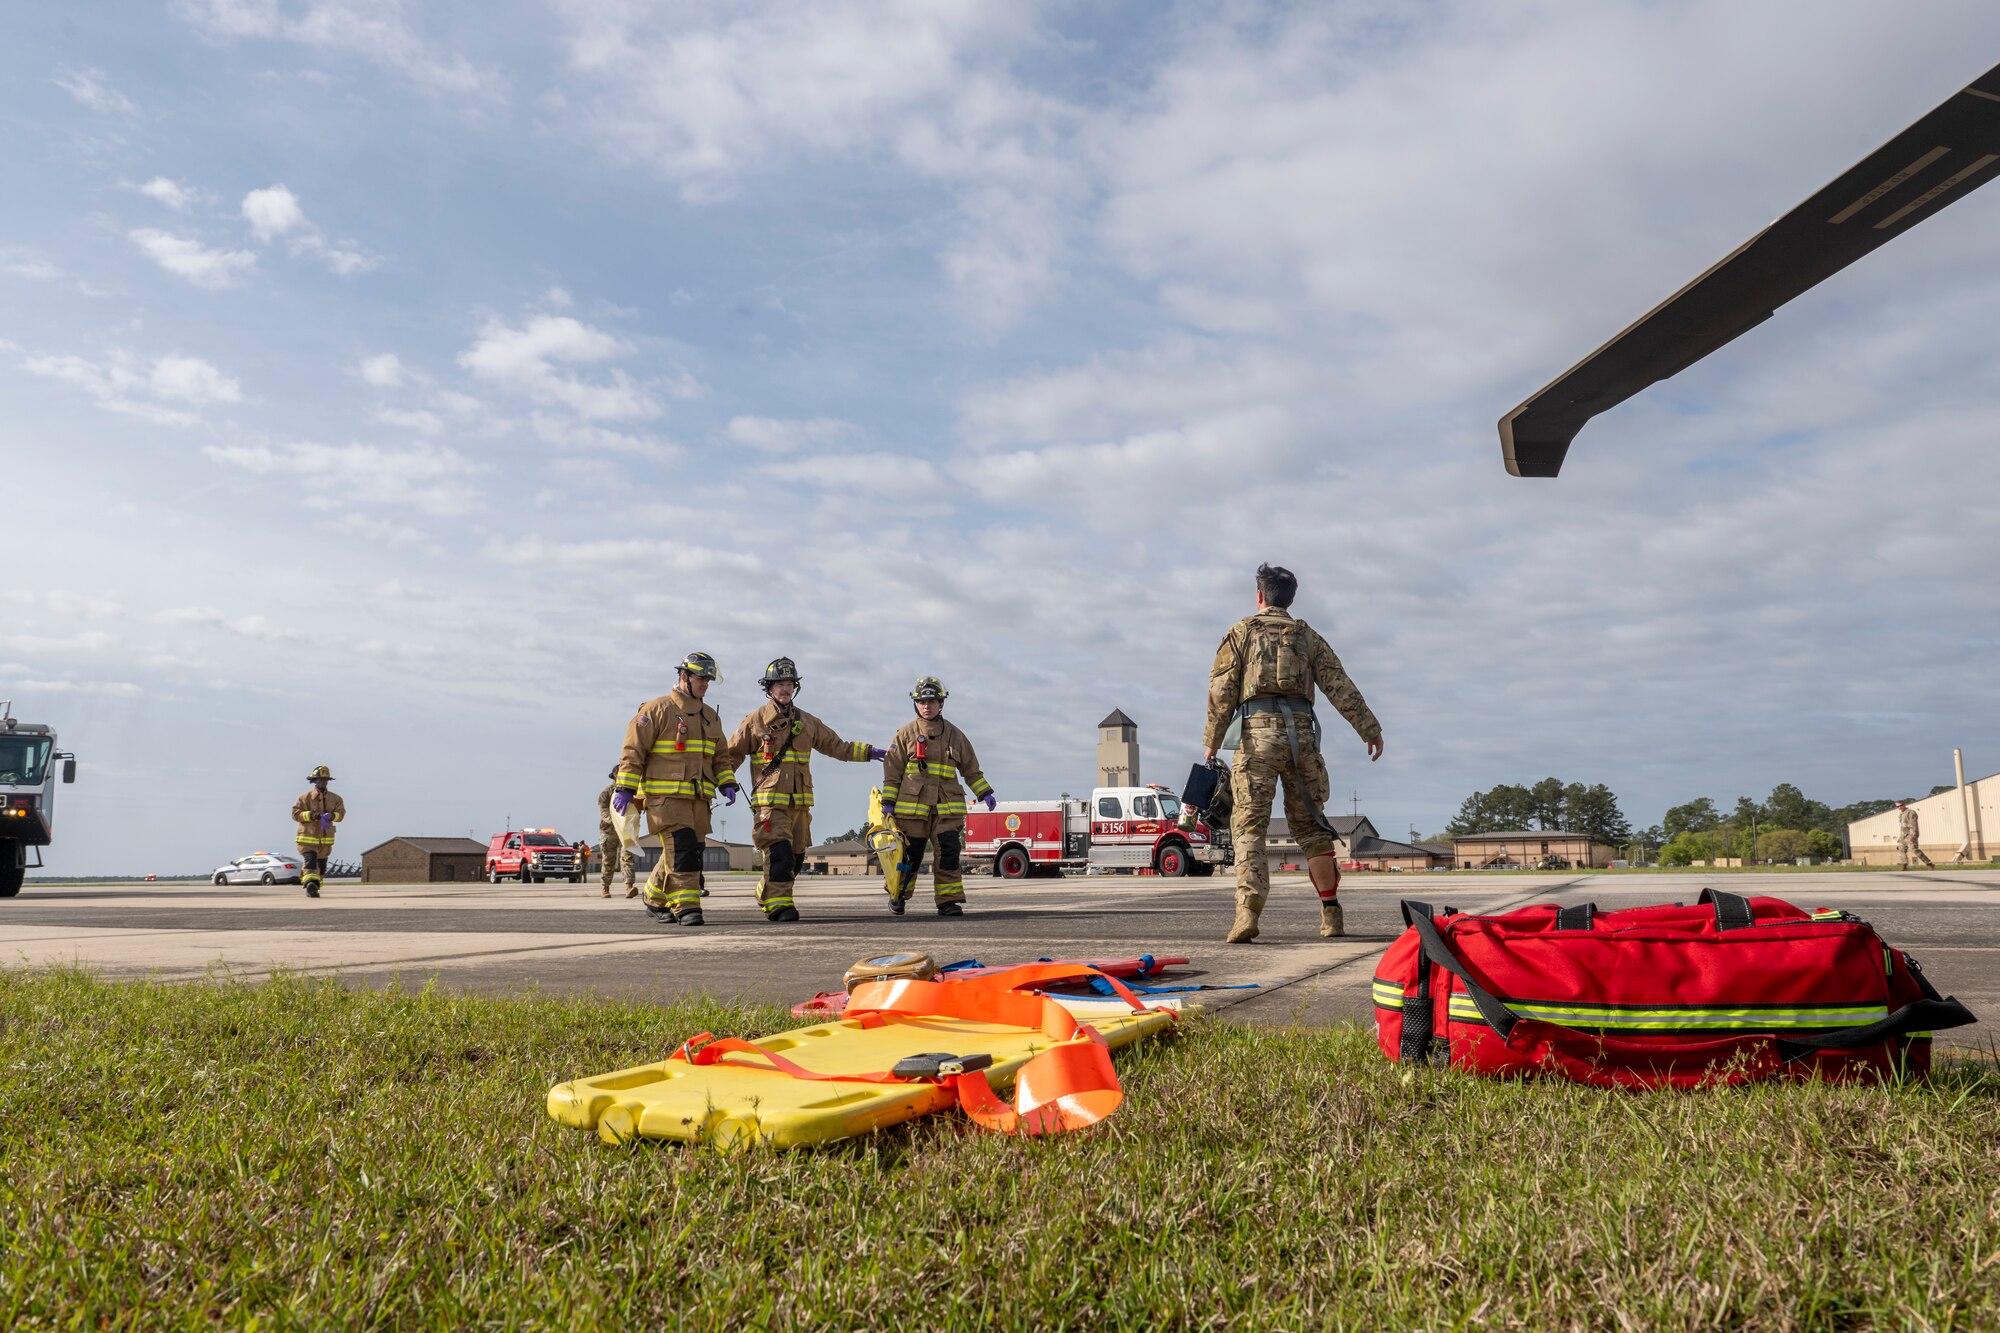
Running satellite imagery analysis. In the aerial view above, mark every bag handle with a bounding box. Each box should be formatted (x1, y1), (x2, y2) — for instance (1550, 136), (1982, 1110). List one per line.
(1698, 887), (1755, 931)
(1773, 997), (1977, 1061)
(1399, 901), (1521, 1041)
(1553, 903), (1595, 930)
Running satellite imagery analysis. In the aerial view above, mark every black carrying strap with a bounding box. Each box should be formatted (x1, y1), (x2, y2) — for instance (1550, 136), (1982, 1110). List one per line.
(1554, 903), (1595, 931)
(1400, 901), (1521, 1041)
(1699, 887), (1755, 931)
(1774, 998), (1977, 1061)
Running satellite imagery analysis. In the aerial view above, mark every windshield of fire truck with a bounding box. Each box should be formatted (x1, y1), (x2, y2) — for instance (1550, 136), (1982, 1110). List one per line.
(523, 833), (567, 846)
(0, 735), (52, 785)
(1157, 794), (1181, 819)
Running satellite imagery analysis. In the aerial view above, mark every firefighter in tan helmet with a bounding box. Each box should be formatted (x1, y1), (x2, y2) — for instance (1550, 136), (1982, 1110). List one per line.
(611, 652), (741, 927)
(879, 676), (994, 916)
(291, 765), (345, 899)
(719, 657), (886, 922)
(1203, 563), (1383, 943)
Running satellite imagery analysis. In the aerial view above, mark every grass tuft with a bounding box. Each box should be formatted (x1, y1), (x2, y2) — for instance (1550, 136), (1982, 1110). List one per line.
(2, 968), (1995, 1329)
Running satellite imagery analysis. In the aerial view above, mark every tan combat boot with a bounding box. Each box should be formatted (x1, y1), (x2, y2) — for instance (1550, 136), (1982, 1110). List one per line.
(1226, 892), (1265, 944)
(625, 882), (639, 898)
(600, 883), (611, 898)
(1308, 856), (1344, 937)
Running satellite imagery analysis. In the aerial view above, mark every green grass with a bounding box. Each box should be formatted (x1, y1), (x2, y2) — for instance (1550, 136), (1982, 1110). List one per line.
(2, 972), (1996, 1330)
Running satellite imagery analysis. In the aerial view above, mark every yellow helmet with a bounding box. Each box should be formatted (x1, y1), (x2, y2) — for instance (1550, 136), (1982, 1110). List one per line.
(308, 765), (334, 781)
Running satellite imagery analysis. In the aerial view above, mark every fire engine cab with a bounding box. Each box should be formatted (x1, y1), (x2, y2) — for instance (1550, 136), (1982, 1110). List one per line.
(485, 828), (582, 884)
(965, 785), (1232, 880)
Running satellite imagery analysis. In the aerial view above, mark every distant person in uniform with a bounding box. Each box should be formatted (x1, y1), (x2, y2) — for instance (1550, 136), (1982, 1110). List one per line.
(291, 765), (345, 900)
(1203, 564), (1383, 943)
(597, 767), (639, 899)
(1895, 801), (1934, 871)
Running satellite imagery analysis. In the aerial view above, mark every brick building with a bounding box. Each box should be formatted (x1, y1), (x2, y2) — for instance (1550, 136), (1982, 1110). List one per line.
(358, 836), (488, 884)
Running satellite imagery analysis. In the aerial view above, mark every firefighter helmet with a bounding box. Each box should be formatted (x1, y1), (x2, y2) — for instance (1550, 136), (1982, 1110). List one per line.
(307, 765), (334, 781)
(759, 657), (802, 691)
(909, 676), (948, 702)
(678, 651), (721, 682)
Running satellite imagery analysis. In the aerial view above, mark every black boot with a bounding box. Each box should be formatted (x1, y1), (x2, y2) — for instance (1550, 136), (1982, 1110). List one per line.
(766, 905), (800, 923)
(679, 907), (705, 927)
(937, 900), (963, 917)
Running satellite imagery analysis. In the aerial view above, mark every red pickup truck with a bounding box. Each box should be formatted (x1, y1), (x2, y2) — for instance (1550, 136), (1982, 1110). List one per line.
(485, 829), (582, 884)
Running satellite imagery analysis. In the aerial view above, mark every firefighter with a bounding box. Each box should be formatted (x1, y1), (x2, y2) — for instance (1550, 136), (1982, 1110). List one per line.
(1202, 563), (1384, 943)
(879, 677), (994, 916)
(611, 652), (741, 926)
(596, 765), (639, 898)
(721, 658), (887, 922)
(290, 765), (345, 899)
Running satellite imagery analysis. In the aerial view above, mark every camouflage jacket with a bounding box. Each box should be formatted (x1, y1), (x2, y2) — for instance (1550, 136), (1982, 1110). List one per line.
(1203, 607), (1380, 749)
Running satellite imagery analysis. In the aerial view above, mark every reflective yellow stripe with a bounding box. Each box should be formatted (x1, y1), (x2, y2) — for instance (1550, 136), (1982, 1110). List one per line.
(1445, 996), (1891, 1031)
(1371, 980), (1405, 1011)
(751, 753), (811, 765)
(616, 771), (645, 787)
(750, 792), (815, 808)
(935, 801), (967, 816)
(651, 740), (718, 755)
(902, 763), (959, 780)
(968, 776), (993, 798)
(848, 742), (870, 761)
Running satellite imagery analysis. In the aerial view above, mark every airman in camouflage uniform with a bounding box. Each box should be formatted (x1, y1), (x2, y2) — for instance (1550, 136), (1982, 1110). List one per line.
(597, 767), (638, 898)
(1203, 564), (1383, 943)
(1895, 802), (1933, 871)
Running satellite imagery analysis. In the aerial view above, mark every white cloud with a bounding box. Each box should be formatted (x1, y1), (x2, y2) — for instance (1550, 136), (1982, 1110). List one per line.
(789, 450), (943, 500)
(18, 350), (240, 425)
(241, 185), (380, 274)
(149, 355), (244, 405)
(12, 679), (144, 699)
(53, 66), (136, 115)
(550, 0), (1078, 328)
(357, 352), (405, 386)
(150, 607), (303, 641)
(482, 536), (762, 576)
(129, 229), (256, 288)
(722, 416), (853, 454)
(135, 176), (197, 211)
(531, 414), (677, 461)
(174, 0), (503, 100)
(3, 259), (62, 281)
(202, 440), (477, 516)
(242, 184), (307, 240)
(457, 314), (660, 421)
(374, 407), (444, 436)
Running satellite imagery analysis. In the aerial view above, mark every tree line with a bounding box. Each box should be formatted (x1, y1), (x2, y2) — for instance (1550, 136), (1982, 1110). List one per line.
(1438, 778), (1930, 865)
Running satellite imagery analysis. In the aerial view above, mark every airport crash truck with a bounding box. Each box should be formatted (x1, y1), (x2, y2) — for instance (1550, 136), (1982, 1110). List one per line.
(0, 703), (77, 899)
(484, 829), (583, 884)
(965, 785), (1232, 880)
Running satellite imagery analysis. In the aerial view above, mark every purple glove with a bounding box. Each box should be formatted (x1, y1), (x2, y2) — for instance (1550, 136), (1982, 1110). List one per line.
(981, 793), (997, 811)
(318, 812), (334, 830)
(721, 784), (738, 807)
(868, 746), (889, 761)
(611, 788), (634, 815)
(880, 799), (896, 820)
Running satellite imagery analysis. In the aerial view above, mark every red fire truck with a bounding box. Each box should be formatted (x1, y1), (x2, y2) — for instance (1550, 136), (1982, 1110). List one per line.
(484, 828), (582, 884)
(965, 784), (1232, 880)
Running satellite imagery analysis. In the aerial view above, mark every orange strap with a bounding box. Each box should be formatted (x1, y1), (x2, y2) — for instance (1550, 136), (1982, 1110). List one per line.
(666, 964), (1168, 1134)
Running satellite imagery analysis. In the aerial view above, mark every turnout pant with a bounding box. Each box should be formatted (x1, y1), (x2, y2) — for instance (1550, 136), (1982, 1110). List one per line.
(752, 806), (812, 914)
(1230, 712), (1337, 910)
(295, 840), (333, 885)
(894, 809), (967, 905)
(642, 797), (711, 916)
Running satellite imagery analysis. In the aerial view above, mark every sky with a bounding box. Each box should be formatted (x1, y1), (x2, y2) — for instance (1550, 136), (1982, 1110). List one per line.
(7, 0), (2000, 875)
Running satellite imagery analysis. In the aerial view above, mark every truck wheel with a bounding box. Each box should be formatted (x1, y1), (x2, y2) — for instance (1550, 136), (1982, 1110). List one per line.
(997, 846), (1031, 880)
(488, 868), (501, 884)
(1156, 843), (1189, 877)
(0, 843), (21, 898)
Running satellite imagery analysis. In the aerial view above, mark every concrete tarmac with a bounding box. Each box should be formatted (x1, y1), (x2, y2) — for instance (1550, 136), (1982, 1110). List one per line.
(5, 870), (1995, 1046)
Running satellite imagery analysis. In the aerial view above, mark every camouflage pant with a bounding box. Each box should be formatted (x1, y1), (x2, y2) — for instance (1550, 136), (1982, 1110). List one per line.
(1897, 836), (1934, 869)
(752, 806), (813, 912)
(1230, 713), (1334, 906)
(894, 811), (967, 904)
(598, 825), (635, 887)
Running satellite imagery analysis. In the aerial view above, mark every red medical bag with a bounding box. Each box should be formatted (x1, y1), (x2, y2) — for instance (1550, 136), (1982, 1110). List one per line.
(1374, 890), (1975, 1087)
